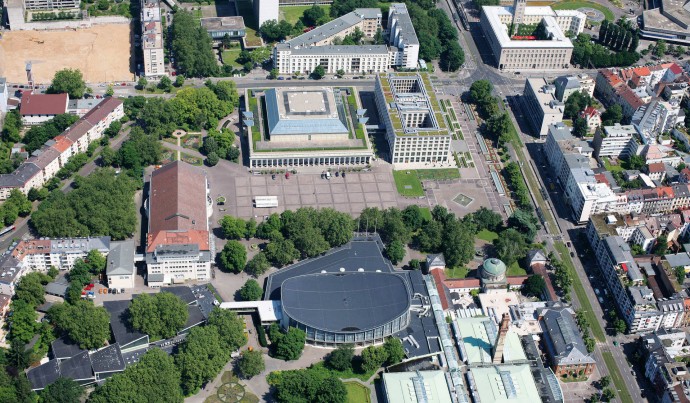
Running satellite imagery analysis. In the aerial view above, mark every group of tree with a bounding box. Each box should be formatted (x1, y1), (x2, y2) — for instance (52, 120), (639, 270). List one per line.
(258, 5), (334, 43)
(551, 255), (573, 301)
(607, 310), (628, 335)
(598, 19), (639, 53)
(48, 68), (87, 99)
(601, 104), (623, 126)
(89, 307), (246, 399)
(571, 33), (640, 68)
(239, 279), (264, 301)
(575, 309), (597, 352)
(47, 300), (110, 349)
(101, 126), (161, 176)
(237, 349), (265, 379)
(217, 240), (248, 273)
(252, 207), (355, 268)
(360, 338), (404, 372)
(0, 189), (31, 227)
(31, 169), (138, 239)
(268, 323), (306, 361)
(235, 47), (273, 72)
(405, 2), (464, 71)
(128, 292), (190, 340)
(171, 10), (218, 77)
(468, 80), (514, 148)
(563, 91), (594, 120)
(201, 127), (239, 166)
(0, 343), (39, 403)
(220, 215), (258, 240)
(23, 113), (79, 153)
(503, 162), (531, 210)
(267, 365), (347, 403)
(62, 254), (105, 304)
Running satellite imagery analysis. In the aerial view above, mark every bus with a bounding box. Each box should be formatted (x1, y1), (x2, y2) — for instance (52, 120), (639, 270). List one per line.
(0, 225), (15, 237)
(254, 196), (278, 208)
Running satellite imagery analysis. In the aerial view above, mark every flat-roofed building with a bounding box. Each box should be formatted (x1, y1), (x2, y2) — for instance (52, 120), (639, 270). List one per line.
(382, 370), (453, 403)
(468, 364), (542, 403)
(592, 123), (638, 159)
(200, 16), (246, 40)
(642, 0), (690, 45)
(141, 0), (166, 78)
(14, 237), (110, 271)
(145, 161), (211, 286)
(523, 78), (564, 137)
(375, 73), (452, 167)
(244, 86), (373, 169)
(480, 1), (584, 71)
(454, 316), (527, 365)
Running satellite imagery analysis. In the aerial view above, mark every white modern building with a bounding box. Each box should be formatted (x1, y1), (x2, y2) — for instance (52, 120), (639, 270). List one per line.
(252, 0), (279, 26)
(480, 0), (585, 71)
(592, 123), (638, 159)
(145, 161), (212, 287)
(523, 78), (564, 137)
(0, 78), (8, 113)
(141, 0), (166, 78)
(106, 240), (136, 289)
(632, 99), (681, 143)
(273, 4), (419, 74)
(375, 73), (452, 168)
(14, 237), (111, 271)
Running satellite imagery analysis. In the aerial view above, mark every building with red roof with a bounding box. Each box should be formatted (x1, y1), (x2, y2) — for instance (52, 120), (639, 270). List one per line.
(145, 161), (211, 287)
(19, 91), (69, 126)
(579, 106), (601, 134)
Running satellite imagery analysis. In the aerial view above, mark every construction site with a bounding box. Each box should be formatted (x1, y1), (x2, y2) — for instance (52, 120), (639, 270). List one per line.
(0, 24), (132, 83)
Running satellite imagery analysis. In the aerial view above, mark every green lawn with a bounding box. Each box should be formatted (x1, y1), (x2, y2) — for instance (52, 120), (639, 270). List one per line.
(344, 382), (371, 403)
(446, 267), (470, 278)
(507, 262), (527, 276)
(419, 207), (432, 222)
(551, 0), (615, 21)
(416, 168), (460, 181)
(477, 229), (498, 242)
(222, 48), (243, 68)
(602, 352), (634, 403)
(554, 241), (606, 342)
(279, 5), (330, 25)
(603, 157), (623, 173)
(393, 170), (424, 197)
(236, 1), (262, 47)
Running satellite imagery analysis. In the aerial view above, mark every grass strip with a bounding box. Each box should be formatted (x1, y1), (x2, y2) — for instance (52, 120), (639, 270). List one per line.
(602, 351), (634, 403)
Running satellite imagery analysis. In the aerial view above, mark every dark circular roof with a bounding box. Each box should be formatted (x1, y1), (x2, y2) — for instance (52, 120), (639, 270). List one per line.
(281, 272), (410, 333)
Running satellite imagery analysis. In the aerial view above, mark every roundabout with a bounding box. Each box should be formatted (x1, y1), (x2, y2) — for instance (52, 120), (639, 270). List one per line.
(577, 7), (606, 22)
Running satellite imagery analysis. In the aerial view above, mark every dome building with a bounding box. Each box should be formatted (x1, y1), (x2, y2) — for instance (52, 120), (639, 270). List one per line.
(480, 258), (508, 292)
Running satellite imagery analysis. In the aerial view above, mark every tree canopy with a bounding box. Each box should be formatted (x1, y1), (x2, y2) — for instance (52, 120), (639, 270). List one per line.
(239, 279), (263, 301)
(522, 275), (546, 297)
(238, 349), (265, 379)
(175, 326), (229, 395)
(23, 114), (79, 153)
(15, 272), (50, 307)
(48, 68), (86, 99)
(171, 10), (218, 77)
(47, 301), (110, 349)
(89, 348), (183, 403)
(267, 366), (347, 403)
(39, 377), (83, 403)
(269, 324), (306, 361)
(217, 241), (247, 273)
(206, 308), (248, 351)
(31, 169), (137, 240)
(129, 292), (189, 340)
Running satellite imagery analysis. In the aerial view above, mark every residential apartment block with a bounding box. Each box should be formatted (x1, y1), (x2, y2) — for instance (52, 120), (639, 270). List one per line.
(19, 92), (69, 126)
(374, 73), (452, 167)
(587, 216), (687, 333)
(523, 78), (564, 137)
(554, 73), (594, 102)
(141, 0), (166, 78)
(0, 97), (124, 200)
(592, 123), (638, 159)
(480, 0), (585, 71)
(145, 161), (212, 287)
(273, 4), (419, 75)
(14, 237), (110, 271)
(643, 329), (690, 402)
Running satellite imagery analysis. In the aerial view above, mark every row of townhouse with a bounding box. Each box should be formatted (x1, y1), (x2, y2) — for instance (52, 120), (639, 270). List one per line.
(587, 216), (689, 333)
(0, 97), (124, 201)
(273, 3), (419, 75)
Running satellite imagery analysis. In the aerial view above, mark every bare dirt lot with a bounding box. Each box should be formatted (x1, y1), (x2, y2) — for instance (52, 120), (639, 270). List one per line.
(0, 24), (132, 84)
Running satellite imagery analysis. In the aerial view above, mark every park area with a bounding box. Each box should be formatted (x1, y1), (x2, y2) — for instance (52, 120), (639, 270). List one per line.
(0, 24), (132, 83)
(279, 5), (330, 25)
(550, 0), (615, 21)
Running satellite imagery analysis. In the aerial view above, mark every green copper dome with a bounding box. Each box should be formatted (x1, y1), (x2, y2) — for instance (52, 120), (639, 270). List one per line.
(482, 258), (507, 276)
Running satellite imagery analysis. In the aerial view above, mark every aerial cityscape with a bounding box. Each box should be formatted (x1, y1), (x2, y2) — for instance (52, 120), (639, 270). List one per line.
(0, 0), (688, 401)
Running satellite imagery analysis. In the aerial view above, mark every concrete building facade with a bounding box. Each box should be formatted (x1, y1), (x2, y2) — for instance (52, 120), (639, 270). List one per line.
(141, 0), (166, 78)
(523, 78), (564, 137)
(375, 73), (452, 167)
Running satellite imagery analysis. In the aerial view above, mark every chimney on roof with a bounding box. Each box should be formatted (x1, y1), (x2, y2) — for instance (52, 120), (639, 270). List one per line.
(492, 313), (510, 364)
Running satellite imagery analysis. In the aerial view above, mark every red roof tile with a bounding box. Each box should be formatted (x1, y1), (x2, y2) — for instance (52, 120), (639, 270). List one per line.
(19, 91), (68, 116)
(444, 278), (480, 289)
(648, 162), (666, 173)
(430, 268), (449, 310)
(82, 97), (123, 126)
(52, 135), (73, 153)
(148, 161), (208, 235)
(146, 230), (210, 253)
